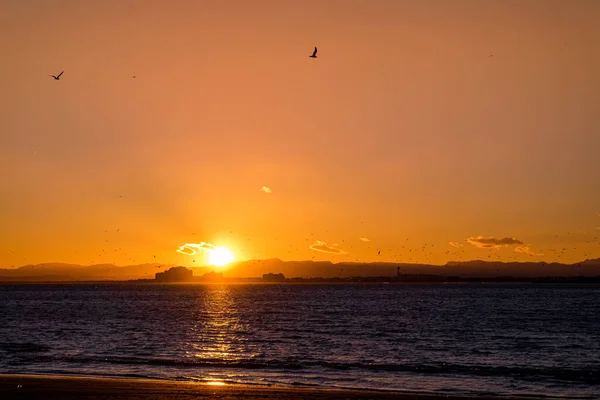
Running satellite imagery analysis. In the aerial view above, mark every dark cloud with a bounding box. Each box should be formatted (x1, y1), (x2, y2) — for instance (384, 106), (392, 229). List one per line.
(466, 236), (523, 249)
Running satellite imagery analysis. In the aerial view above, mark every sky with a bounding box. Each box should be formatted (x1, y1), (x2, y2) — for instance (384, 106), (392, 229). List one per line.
(1, 0), (599, 268)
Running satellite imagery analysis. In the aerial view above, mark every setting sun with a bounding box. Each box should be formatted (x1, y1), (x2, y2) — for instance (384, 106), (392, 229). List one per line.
(208, 247), (235, 267)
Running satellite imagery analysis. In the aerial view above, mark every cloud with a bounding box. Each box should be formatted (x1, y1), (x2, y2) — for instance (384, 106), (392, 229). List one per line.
(514, 246), (544, 256)
(466, 236), (523, 249)
(309, 241), (348, 255)
(359, 237), (370, 242)
(261, 186), (272, 193)
(448, 241), (463, 248)
(177, 242), (216, 256)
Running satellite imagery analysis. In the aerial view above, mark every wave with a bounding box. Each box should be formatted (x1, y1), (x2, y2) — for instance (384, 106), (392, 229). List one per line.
(12, 353), (600, 384)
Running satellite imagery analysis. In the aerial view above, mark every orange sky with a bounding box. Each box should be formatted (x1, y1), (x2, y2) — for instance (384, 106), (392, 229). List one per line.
(1, 0), (599, 268)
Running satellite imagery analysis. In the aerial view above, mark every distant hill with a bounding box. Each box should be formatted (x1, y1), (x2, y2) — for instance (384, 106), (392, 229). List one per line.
(441, 259), (600, 277)
(223, 258), (600, 279)
(0, 263), (214, 282)
(0, 258), (598, 282)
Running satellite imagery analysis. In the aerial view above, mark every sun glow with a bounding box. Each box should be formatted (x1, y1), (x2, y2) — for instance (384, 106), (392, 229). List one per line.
(208, 246), (235, 267)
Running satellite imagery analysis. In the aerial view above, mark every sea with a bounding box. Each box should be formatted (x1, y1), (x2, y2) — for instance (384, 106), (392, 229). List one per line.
(0, 283), (598, 399)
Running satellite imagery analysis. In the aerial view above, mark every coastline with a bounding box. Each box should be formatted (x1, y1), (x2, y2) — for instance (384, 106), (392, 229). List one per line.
(0, 374), (530, 400)
(1, 279), (600, 284)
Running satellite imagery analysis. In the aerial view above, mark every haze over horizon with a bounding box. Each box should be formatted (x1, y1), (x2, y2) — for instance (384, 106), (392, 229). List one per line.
(1, 0), (599, 269)
(3, 253), (600, 270)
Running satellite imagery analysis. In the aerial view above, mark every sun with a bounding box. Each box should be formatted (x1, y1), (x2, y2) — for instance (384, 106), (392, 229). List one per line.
(208, 246), (235, 267)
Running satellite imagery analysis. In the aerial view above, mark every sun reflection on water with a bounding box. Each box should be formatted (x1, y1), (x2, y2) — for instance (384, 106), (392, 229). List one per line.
(206, 380), (226, 386)
(186, 285), (257, 363)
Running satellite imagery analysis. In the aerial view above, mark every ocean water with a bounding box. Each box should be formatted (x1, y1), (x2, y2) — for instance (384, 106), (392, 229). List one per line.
(0, 283), (598, 398)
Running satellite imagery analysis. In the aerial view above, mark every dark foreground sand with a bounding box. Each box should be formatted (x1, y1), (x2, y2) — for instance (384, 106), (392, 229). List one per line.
(0, 374), (528, 400)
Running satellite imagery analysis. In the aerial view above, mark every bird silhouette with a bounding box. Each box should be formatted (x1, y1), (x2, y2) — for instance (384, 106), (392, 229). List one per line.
(309, 47), (318, 58)
(49, 71), (64, 80)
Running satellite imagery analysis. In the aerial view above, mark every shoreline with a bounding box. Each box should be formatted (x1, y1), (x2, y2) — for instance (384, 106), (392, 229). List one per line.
(2, 280), (600, 285)
(0, 373), (532, 400)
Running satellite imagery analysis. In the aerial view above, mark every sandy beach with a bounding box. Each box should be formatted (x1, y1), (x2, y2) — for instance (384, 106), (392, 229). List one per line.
(0, 374), (530, 400)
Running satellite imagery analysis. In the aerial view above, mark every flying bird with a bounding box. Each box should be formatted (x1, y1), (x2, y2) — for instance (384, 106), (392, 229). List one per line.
(309, 47), (318, 58)
(49, 71), (64, 80)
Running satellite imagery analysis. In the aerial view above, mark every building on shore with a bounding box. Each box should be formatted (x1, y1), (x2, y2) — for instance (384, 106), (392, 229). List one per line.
(155, 266), (193, 282)
(262, 273), (286, 282)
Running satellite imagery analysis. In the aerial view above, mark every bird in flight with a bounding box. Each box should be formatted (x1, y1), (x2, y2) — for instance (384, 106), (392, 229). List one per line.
(49, 71), (64, 80)
(309, 47), (318, 58)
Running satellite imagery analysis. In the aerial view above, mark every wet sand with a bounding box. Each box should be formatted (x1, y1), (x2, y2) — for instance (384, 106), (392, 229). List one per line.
(0, 374), (529, 399)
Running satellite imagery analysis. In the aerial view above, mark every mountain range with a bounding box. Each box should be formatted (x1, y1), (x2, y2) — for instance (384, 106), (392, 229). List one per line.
(1, 258), (599, 282)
